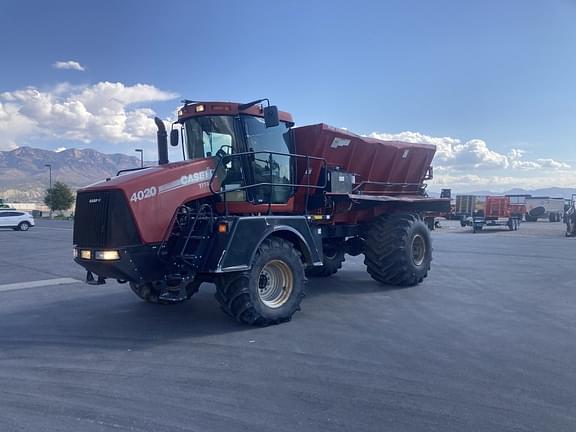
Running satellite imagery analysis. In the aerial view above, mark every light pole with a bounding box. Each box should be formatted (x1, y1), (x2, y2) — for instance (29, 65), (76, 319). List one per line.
(44, 163), (52, 219)
(135, 149), (143, 168)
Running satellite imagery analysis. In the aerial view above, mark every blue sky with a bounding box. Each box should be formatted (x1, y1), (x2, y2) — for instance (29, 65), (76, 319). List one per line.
(1, 0), (575, 191)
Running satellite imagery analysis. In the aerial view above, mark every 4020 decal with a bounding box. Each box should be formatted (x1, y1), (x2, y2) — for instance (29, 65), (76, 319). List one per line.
(130, 186), (157, 202)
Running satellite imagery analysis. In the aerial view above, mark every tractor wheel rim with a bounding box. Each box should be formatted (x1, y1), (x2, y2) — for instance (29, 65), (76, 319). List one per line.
(411, 234), (426, 266)
(258, 260), (294, 308)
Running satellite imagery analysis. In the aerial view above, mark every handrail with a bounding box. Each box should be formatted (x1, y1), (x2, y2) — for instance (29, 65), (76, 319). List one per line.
(208, 150), (328, 215)
(116, 166), (150, 176)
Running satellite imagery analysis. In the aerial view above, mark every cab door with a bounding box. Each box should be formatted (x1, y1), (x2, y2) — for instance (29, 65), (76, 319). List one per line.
(241, 116), (294, 204)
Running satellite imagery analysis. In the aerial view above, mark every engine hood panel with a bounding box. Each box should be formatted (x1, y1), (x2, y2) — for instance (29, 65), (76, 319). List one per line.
(77, 158), (219, 244)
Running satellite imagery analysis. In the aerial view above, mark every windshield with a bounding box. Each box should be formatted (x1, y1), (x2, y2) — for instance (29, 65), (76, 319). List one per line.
(183, 115), (236, 159)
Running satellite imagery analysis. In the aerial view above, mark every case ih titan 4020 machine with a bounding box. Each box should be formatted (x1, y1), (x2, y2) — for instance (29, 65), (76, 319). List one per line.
(73, 99), (449, 326)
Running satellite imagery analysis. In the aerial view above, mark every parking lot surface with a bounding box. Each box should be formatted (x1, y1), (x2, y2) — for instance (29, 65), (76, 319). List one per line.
(1, 219), (575, 431)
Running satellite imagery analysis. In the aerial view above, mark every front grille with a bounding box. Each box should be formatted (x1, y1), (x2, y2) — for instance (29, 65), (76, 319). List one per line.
(73, 190), (141, 247)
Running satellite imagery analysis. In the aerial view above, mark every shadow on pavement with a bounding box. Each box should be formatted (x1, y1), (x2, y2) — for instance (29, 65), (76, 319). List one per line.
(305, 269), (411, 297)
(0, 265), (410, 351)
(0, 287), (250, 351)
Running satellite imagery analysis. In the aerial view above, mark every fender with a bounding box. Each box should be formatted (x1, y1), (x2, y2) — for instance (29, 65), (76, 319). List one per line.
(214, 216), (323, 272)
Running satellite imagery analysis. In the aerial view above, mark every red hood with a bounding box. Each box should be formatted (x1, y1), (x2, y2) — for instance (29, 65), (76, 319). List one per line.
(79, 158), (218, 244)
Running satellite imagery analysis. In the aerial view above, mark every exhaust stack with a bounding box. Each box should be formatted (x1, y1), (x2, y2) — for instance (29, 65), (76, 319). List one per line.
(154, 117), (169, 165)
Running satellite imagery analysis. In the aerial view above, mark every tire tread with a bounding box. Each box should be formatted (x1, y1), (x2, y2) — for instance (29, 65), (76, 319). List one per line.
(363, 213), (431, 287)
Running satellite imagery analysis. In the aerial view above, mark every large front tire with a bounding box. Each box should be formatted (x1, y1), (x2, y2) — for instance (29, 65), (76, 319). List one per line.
(364, 214), (432, 287)
(215, 237), (305, 326)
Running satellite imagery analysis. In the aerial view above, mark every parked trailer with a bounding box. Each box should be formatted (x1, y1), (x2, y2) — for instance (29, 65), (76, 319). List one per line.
(460, 196), (521, 233)
(506, 194), (531, 219)
(525, 197), (564, 222)
(455, 195), (486, 226)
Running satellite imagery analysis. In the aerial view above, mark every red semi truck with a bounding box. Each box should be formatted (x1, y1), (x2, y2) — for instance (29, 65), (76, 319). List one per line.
(72, 99), (449, 325)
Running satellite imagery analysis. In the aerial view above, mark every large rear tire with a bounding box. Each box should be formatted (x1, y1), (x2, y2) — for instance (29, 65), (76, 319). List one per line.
(129, 280), (200, 304)
(364, 213), (432, 287)
(305, 242), (345, 277)
(215, 237), (305, 326)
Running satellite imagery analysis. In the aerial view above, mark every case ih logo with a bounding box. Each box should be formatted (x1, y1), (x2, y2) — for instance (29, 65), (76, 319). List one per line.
(180, 168), (214, 185)
(158, 168), (215, 194)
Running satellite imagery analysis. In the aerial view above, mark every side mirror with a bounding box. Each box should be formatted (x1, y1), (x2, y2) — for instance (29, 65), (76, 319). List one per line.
(170, 129), (179, 147)
(264, 105), (279, 128)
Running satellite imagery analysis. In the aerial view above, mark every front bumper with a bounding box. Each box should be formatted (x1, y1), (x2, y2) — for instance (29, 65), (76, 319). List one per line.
(73, 244), (166, 282)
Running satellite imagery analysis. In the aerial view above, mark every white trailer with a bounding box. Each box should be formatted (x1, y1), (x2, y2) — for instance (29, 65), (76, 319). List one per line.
(525, 197), (564, 222)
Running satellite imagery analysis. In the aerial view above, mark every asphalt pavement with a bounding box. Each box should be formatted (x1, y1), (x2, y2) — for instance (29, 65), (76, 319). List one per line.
(0, 218), (575, 431)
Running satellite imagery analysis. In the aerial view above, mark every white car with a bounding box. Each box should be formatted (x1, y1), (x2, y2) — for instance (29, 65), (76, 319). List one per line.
(0, 210), (35, 231)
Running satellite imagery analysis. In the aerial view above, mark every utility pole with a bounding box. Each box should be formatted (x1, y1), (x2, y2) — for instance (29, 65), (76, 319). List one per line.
(135, 149), (144, 168)
(44, 163), (53, 219)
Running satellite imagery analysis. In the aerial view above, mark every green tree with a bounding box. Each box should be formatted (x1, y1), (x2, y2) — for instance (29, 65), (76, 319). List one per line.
(44, 181), (75, 212)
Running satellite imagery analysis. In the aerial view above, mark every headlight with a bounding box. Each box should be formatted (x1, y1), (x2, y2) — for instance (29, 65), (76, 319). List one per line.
(80, 250), (92, 260)
(95, 250), (120, 261)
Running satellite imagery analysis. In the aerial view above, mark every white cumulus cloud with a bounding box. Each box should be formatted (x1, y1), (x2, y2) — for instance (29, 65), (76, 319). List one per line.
(368, 130), (572, 191)
(369, 131), (509, 169)
(369, 131), (569, 172)
(0, 81), (178, 149)
(535, 158), (571, 169)
(52, 60), (86, 71)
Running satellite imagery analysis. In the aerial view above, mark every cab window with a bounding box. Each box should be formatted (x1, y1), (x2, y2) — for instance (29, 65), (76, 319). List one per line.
(183, 116), (236, 159)
(242, 116), (294, 204)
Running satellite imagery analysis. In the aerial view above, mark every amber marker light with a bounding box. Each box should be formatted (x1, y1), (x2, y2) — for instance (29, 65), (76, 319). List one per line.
(218, 223), (228, 234)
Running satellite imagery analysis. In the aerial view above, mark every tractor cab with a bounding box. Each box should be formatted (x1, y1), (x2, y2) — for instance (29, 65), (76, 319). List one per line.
(171, 100), (296, 205)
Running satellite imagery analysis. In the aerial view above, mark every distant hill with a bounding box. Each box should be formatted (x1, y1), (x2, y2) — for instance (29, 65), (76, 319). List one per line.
(493, 187), (576, 199)
(0, 147), (143, 202)
(429, 187), (576, 199)
(3, 146), (575, 203)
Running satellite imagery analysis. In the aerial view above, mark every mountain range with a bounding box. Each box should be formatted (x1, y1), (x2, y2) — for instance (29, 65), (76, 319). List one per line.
(429, 187), (576, 199)
(0, 147), (143, 202)
(2, 146), (576, 203)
